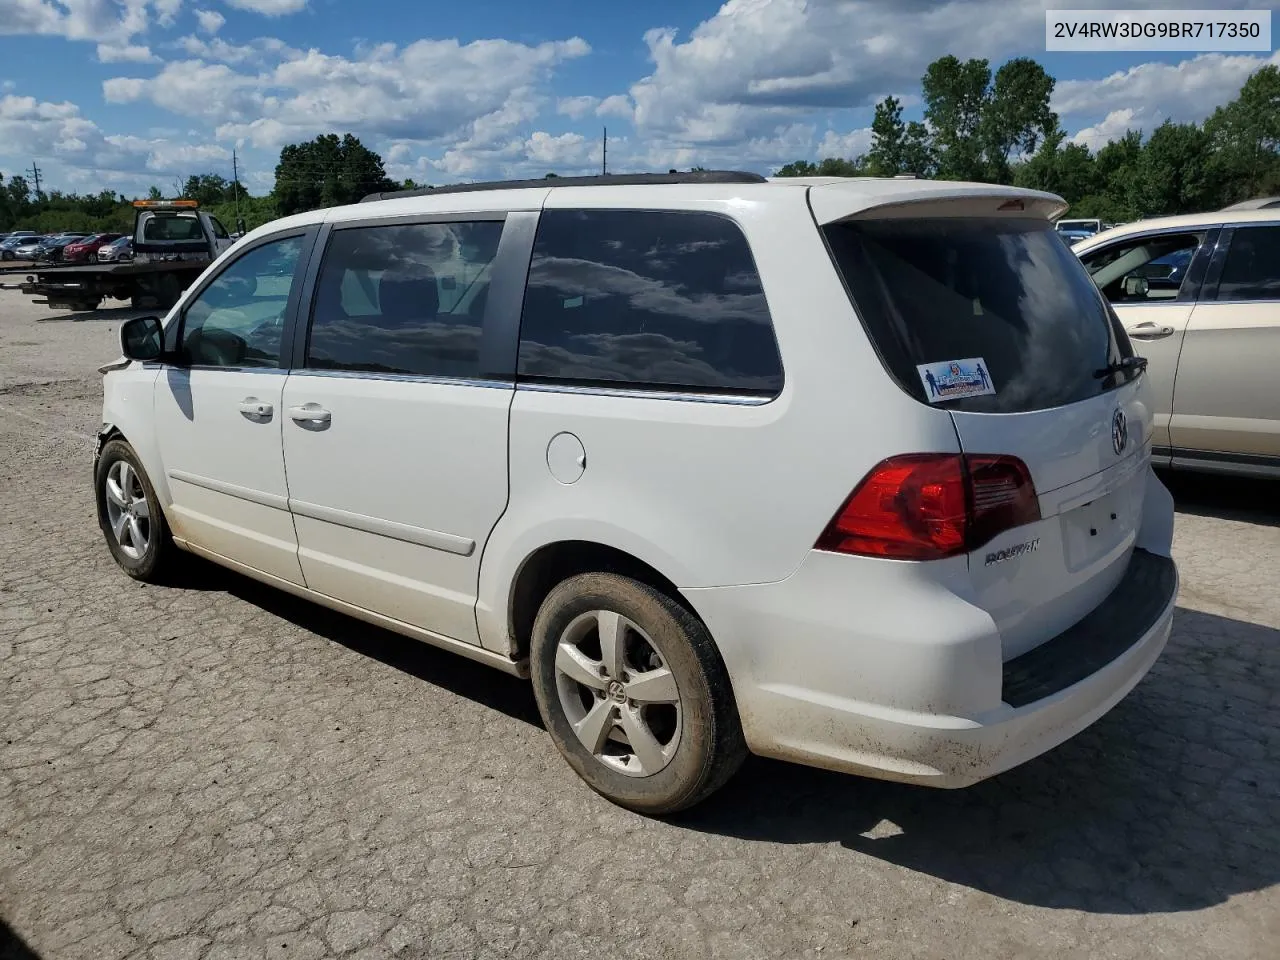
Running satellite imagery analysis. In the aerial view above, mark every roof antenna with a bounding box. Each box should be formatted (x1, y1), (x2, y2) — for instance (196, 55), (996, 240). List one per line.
(602, 126), (608, 176)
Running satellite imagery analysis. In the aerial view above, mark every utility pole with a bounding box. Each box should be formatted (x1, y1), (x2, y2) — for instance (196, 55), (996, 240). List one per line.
(28, 160), (42, 196)
(232, 149), (243, 229)
(602, 127), (607, 176)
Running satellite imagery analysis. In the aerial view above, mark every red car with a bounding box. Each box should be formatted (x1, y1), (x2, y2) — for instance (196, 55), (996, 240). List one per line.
(62, 233), (125, 263)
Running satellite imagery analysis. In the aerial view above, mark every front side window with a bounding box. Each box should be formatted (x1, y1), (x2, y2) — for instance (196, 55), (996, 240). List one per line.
(305, 220), (503, 379)
(517, 209), (783, 395)
(210, 217), (230, 240)
(1217, 225), (1280, 301)
(1080, 232), (1205, 304)
(179, 235), (303, 367)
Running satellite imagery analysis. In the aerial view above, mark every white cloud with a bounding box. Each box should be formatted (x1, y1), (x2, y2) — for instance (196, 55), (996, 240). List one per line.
(818, 127), (873, 160)
(596, 94), (633, 120)
(117, 35), (590, 152)
(154, 0), (182, 27)
(97, 42), (160, 63)
(0, 0), (183, 43)
(1055, 51), (1280, 131)
(0, 92), (230, 193)
(1068, 108), (1154, 151)
(526, 131), (592, 167)
(194, 8), (225, 33)
(557, 96), (598, 120)
(224, 0), (308, 14)
(175, 34), (299, 65)
(621, 0), (1274, 146)
(103, 76), (150, 103)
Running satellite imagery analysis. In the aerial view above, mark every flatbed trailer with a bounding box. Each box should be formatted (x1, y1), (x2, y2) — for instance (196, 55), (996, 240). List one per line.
(0, 259), (211, 312)
(0, 198), (233, 313)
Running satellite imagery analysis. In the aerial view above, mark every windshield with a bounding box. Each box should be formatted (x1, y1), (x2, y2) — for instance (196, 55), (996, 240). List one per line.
(824, 217), (1134, 413)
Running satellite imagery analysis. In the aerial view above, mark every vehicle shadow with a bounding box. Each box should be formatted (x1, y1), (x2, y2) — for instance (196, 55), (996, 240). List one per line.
(172, 554), (543, 730)
(0, 919), (41, 960)
(674, 606), (1279, 915)
(1163, 469), (1279, 527)
(38, 304), (149, 324)
(164, 555), (1279, 915)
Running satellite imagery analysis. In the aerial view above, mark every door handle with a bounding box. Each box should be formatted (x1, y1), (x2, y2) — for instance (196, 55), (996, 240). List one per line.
(1127, 322), (1176, 340)
(239, 397), (273, 419)
(288, 403), (332, 425)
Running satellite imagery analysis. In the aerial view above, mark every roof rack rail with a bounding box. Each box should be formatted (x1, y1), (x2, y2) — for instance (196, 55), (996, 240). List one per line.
(360, 170), (768, 203)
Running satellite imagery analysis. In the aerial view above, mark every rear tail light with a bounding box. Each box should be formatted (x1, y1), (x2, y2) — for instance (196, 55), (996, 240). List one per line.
(815, 454), (1040, 561)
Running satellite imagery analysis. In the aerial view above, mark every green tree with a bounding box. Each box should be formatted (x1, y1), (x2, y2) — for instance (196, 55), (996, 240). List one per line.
(867, 96), (934, 176)
(6, 174), (31, 208)
(1138, 120), (1214, 215)
(1013, 128), (1097, 203)
(180, 173), (234, 206)
(982, 57), (1057, 180)
(922, 55), (992, 180)
(773, 160), (818, 177)
(1090, 129), (1144, 216)
(1205, 65), (1280, 204)
(274, 133), (398, 216)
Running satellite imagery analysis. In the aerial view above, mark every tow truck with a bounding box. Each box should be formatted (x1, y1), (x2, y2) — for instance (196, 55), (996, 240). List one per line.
(0, 199), (235, 312)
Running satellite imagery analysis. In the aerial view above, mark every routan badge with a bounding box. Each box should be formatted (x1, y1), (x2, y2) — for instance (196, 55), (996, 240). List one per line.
(916, 357), (996, 403)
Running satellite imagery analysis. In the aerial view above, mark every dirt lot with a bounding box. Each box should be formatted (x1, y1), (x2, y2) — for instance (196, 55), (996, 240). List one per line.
(1, 288), (1277, 960)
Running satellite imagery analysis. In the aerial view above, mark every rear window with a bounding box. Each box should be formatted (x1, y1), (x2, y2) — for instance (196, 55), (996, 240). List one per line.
(824, 217), (1132, 413)
(143, 215), (203, 241)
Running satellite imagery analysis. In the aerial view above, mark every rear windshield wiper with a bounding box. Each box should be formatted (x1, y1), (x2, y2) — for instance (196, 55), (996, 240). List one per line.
(1094, 356), (1148, 379)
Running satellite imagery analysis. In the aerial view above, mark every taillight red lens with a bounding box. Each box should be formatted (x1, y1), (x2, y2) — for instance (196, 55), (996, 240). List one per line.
(815, 453), (1040, 561)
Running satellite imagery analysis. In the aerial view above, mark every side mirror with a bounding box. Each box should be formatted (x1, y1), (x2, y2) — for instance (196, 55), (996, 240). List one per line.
(120, 315), (164, 362)
(1122, 275), (1149, 298)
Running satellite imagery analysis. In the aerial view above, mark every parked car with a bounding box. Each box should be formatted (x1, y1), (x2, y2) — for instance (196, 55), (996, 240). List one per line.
(37, 234), (89, 262)
(1056, 218), (1103, 236)
(1075, 211), (1280, 478)
(0, 235), (39, 260)
(1057, 229), (1094, 246)
(10, 236), (50, 261)
(96, 235), (133, 263)
(63, 232), (124, 263)
(97, 172), (1177, 814)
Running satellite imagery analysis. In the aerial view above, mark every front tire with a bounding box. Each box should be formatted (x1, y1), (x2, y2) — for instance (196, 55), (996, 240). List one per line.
(530, 573), (747, 815)
(95, 439), (177, 582)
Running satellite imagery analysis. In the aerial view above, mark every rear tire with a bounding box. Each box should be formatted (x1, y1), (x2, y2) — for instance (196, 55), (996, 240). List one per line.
(95, 439), (178, 583)
(530, 572), (747, 815)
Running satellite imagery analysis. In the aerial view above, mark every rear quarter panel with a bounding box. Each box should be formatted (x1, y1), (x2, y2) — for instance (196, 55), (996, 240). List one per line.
(475, 185), (961, 655)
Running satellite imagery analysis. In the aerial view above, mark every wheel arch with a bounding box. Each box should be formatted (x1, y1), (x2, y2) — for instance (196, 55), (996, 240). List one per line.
(505, 540), (705, 662)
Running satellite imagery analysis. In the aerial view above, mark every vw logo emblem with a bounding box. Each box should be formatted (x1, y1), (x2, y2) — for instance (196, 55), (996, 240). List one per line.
(1111, 408), (1129, 456)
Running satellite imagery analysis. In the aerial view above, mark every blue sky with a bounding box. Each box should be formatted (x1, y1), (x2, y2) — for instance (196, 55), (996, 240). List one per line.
(1, 0), (1276, 197)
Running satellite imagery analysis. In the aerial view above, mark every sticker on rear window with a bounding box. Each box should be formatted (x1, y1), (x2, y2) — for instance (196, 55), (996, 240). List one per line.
(916, 358), (995, 403)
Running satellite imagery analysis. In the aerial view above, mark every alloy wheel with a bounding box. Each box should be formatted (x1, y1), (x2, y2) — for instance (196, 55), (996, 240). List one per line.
(553, 609), (682, 777)
(104, 460), (151, 560)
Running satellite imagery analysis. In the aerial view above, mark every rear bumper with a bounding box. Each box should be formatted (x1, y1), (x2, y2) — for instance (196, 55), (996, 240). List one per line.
(684, 547), (1177, 788)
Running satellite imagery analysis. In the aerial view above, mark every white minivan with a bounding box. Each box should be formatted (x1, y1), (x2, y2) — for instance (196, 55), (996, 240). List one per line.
(97, 172), (1178, 814)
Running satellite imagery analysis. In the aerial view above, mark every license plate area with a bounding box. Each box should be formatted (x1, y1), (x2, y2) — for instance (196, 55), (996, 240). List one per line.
(1060, 485), (1140, 572)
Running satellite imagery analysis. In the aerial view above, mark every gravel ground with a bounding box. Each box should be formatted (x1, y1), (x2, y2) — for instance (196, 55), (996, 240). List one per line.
(0, 288), (1277, 960)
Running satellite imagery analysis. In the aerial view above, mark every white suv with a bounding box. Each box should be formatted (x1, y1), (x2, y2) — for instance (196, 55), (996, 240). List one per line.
(97, 172), (1179, 814)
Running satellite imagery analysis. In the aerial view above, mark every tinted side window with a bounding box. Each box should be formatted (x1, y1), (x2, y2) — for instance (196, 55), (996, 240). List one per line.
(306, 221), (503, 379)
(1079, 233), (1204, 304)
(210, 217), (230, 240)
(180, 235), (303, 367)
(517, 210), (782, 394)
(1217, 225), (1280, 301)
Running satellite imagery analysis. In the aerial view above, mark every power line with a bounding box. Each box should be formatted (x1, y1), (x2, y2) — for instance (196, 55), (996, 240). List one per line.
(28, 160), (42, 195)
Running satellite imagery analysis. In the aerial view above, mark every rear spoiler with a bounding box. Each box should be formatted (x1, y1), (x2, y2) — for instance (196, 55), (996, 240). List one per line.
(809, 181), (1067, 225)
